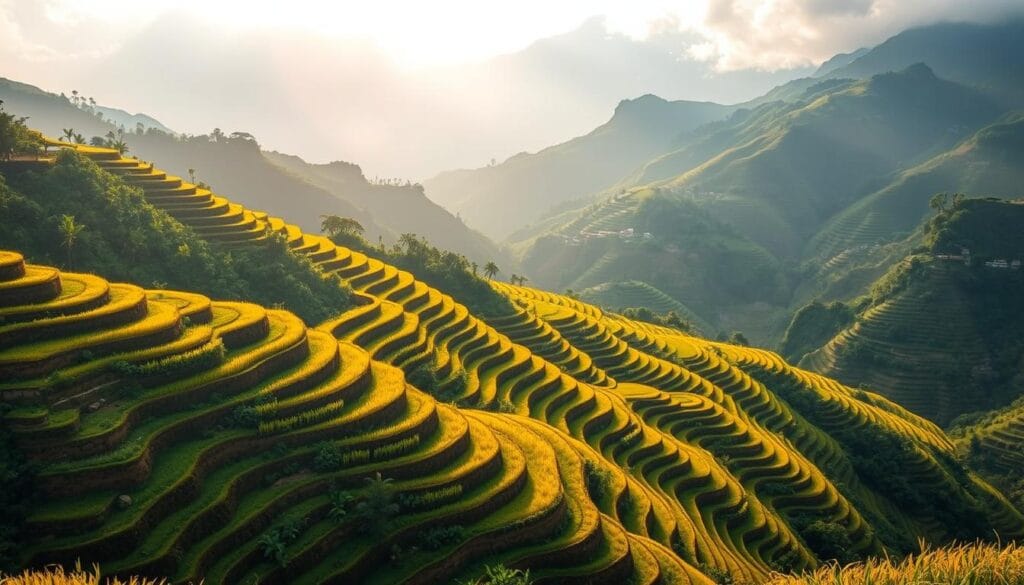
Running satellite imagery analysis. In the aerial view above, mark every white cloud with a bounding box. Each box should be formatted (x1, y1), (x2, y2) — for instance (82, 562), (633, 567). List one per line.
(684, 0), (1024, 71)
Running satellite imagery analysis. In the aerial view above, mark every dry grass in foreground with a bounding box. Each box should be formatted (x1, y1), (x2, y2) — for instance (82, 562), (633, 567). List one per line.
(766, 541), (1024, 585)
(0, 563), (168, 585)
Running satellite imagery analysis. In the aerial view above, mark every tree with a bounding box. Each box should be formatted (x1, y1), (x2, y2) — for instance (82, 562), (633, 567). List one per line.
(72, 133), (85, 144)
(62, 128), (76, 143)
(58, 214), (85, 268)
(320, 215), (365, 241)
(483, 261), (499, 280)
(0, 101), (41, 160)
(110, 140), (129, 155)
(353, 472), (399, 536)
(727, 331), (749, 346)
(211, 127), (225, 142)
(930, 192), (949, 213)
(188, 168), (196, 184)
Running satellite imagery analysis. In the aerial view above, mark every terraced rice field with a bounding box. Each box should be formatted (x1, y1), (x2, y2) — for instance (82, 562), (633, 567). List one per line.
(4, 139), (1021, 583)
(800, 259), (990, 424)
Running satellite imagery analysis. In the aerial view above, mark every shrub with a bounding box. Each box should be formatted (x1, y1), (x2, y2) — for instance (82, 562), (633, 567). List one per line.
(583, 460), (612, 502)
(417, 525), (466, 550)
(461, 565), (532, 585)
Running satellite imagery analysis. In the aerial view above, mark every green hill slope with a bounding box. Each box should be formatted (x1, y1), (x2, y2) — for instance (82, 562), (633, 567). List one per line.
(801, 198), (1024, 426)
(424, 96), (732, 240)
(1, 137), (1021, 583)
(811, 112), (1024, 262)
(514, 64), (1010, 345)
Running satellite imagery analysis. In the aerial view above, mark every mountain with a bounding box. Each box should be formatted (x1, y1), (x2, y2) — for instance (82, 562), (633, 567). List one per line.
(93, 105), (173, 134)
(825, 20), (1024, 108)
(813, 48), (870, 77)
(2, 135), (1021, 582)
(0, 77), (131, 139)
(264, 151), (509, 267)
(508, 64), (1005, 343)
(811, 111), (1024, 261)
(0, 77), (508, 267)
(424, 96), (733, 240)
(797, 198), (1024, 426)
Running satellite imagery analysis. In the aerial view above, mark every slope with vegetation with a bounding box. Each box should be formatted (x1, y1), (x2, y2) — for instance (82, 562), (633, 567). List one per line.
(494, 20), (1024, 347)
(0, 78), (508, 269)
(425, 96), (732, 240)
(1, 132), (1022, 584)
(799, 198), (1024, 426)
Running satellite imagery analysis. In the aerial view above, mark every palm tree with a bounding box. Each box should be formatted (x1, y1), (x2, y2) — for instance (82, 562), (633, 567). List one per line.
(519, 275), (529, 287)
(61, 128), (76, 143)
(73, 133), (85, 144)
(110, 140), (129, 155)
(58, 215), (85, 268)
(483, 261), (499, 280)
(188, 168), (196, 184)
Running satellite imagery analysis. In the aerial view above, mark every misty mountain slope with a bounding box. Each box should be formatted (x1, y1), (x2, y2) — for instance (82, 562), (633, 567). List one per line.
(826, 20), (1024, 108)
(265, 151), (512, 267)
(0, 77), (149, 139)
(0, 76), (507, 265)
(120, 130), (382, 238)
(651, 64), (1002, 258)
(424, 95), (732, 240)
(509, 64), (1008, 345)
(812, 112), (1024, 262)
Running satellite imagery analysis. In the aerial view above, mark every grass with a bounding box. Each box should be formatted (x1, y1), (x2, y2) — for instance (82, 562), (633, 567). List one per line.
(765, 541), (1024, 585)
(0, 562), (167, 584)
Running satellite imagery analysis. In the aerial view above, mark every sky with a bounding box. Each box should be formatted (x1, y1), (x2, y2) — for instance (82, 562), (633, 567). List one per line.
(2, 0), (1023, 178)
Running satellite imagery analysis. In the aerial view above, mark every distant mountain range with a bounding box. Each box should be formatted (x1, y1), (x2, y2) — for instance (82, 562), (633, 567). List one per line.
(425, 20), (1024, 346)
(0, 78), (511, 268)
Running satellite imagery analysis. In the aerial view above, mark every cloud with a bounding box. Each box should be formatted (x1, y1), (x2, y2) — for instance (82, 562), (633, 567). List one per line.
(686, 0), (1024, 71)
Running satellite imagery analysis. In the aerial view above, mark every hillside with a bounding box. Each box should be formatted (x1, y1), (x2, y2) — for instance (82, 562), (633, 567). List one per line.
(825, 20), (1024, 108)
(1, 137), (1022, 583)
(424, 96), (732, 240)
(264, 151), (509, 267)
(811, 112), (1024, 262)
(799, 198), (1024, 426)
(0, 78), (508, 268)
(508, 64), (1008, 344)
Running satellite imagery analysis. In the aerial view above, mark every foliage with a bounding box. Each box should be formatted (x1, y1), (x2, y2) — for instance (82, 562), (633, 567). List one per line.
(0, 101), (42, 160)
(461, 565), (532, 585)
(764, 540), (1024, 585)
(0, 406), (36, 572)
(417, 525), (466, 550)
(583, 460), (612, 502)
(353, 473), (400, 536)
(257, 515), (306, 566)
(0, 150), (352, 323)
(780, 300), (855, 362)
(406, 358), (468, 403)
(320, 222), (512, 317)
(619, 307), (692, 332)
(319, 214), (365, 249)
